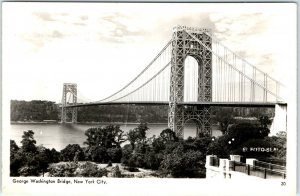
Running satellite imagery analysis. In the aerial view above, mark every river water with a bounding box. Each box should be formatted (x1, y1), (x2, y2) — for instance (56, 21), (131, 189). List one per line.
(11, 123), (222, 150)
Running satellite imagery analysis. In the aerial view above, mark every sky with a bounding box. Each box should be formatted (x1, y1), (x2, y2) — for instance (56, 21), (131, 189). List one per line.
(2, 3), (297, 103)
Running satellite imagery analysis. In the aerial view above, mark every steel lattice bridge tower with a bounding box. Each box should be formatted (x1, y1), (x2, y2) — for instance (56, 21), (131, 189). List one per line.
(61, 25), (287, 138)
(61, 83), (77, 123)
(169, 26), (212, 137)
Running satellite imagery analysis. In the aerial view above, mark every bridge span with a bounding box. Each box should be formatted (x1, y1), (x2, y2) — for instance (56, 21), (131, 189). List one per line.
(63, 101), (286, 108)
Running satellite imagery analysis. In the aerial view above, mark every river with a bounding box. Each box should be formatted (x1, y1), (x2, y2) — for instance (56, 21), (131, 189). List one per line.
(10, 123), (222, 150)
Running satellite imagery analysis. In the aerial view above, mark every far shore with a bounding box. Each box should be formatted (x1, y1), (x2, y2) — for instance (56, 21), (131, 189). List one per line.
(10, 121), (169, 125)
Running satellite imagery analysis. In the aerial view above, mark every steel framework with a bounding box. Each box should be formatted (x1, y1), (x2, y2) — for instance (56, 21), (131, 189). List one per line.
(168, 26), (212, 138)
(61, 83), (77, 123)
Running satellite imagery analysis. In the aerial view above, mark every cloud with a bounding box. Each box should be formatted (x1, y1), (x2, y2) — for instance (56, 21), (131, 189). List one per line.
(33, 12), (55, 21)
(97, 12), (146, 43)
(20, 12), (88, 50)
(211, 13), (271, 40)
(21, 30), (66, 49)
(209, 12), (279, 73)
(80, 15), (88, 21)
(73, 22), (86, 26)
(51, 30), (64, 38)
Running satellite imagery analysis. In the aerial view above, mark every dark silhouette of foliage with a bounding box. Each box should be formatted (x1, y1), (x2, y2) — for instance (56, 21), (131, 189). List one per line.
(207, 122), (272, 159)
(50, 148), (61, 163)
(121, 144), (133, 166)
(214, 108), (235, 134)
(10, 100), (59, 122)
(160, 144), (203, 177)
(126, 123), (149, 150)
(60, 144), (84, 162)
(111, 165), (122, 177)
(75, 162), (108, 177)
(160, 128), (178, 142)
(48, 162), (78, 177)
(10, 140), (23, 176)
(84, 125), (125, 163)
(259, 115), (271, 128)
(20, 130), (37, 153)
(11, 100), (169, 123)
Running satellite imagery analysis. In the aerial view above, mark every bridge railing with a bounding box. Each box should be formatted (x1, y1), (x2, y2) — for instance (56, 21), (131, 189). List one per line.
(254, 160), (286, 172)
(207, 155), (286, 179)
(232, 161), (286, 179)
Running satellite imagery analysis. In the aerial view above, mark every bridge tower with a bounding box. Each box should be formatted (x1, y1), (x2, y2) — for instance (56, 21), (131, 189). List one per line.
(61, 83), (77, 123)
(168, 26), (212, 138)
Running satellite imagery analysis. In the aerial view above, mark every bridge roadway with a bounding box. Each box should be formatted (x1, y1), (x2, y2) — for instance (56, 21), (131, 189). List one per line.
(62, 101), (287, 108)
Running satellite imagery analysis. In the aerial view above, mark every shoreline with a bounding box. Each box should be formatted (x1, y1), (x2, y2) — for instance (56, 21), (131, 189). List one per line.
(10, 121), (169, 125)
(10, 121), (221, 127)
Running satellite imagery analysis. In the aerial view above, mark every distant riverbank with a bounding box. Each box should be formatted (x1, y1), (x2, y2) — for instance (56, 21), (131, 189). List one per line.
(11, 121), (220, 127)
(10, 121), (168, 125)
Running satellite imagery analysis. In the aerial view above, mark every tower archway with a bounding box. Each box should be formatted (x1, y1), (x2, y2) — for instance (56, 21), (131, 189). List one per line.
(184, 56), (199, 102)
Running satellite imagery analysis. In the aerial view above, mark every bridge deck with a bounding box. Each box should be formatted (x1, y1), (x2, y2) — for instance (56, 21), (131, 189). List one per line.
(63, 101), (286, 108)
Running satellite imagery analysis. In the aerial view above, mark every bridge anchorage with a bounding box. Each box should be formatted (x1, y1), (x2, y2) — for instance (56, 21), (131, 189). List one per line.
(60, 25), (287, 138)
(61, 83), (77, 123)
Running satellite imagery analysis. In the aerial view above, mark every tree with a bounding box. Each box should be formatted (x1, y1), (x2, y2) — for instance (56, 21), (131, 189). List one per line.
(111, 165), (122, 177)
(206, 122), (272, 159)
(17, 130), (42, 176)
(10, 140), (19, 153)
(20, 130), (37, 153)
(160, 144), (203, 178)
(206, 137), (230, 158)
(11, 131), (62, 177)
(159, 128), (178, 143)
(75, 162), (108, 177)
(10, 140), (23, 176)
(36, 146), (52, 176)
(226, 123), (269, 145)
(60, 144), (84, 162)
(127, 129), (140, 150)
(50, 148), (61, 163)
(84, 125), (125, 163)
(107, 147), (122, 163)
(126, 123), (149, 150)
(214, 108), (234, 135)
(144, 149), (162, 170)
(85, 145), (108, 163)
(265, 135), (286, 161)
(276, 131), (287, 138)
(259, 115), (271, 128)
(48, 162), (77, 177)
(84, 125), (126, 148)
(152, 137), (166, 153)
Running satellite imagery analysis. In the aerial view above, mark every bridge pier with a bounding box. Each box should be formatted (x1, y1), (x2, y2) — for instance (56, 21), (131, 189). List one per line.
(184, 105), (212, 137)
(270, 103), (287, 135)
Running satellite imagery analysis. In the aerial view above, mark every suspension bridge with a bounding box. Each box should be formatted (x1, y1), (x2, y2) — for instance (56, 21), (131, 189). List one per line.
(61, 25), (287, 138)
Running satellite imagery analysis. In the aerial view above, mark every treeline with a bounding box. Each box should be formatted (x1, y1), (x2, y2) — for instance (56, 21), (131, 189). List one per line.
(77, 105), (168, 123)
(10, 122), (286, 178)
(11, 100), (59, 121)
(11, 100), (274, 123)
(10, 100), (168, 123)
